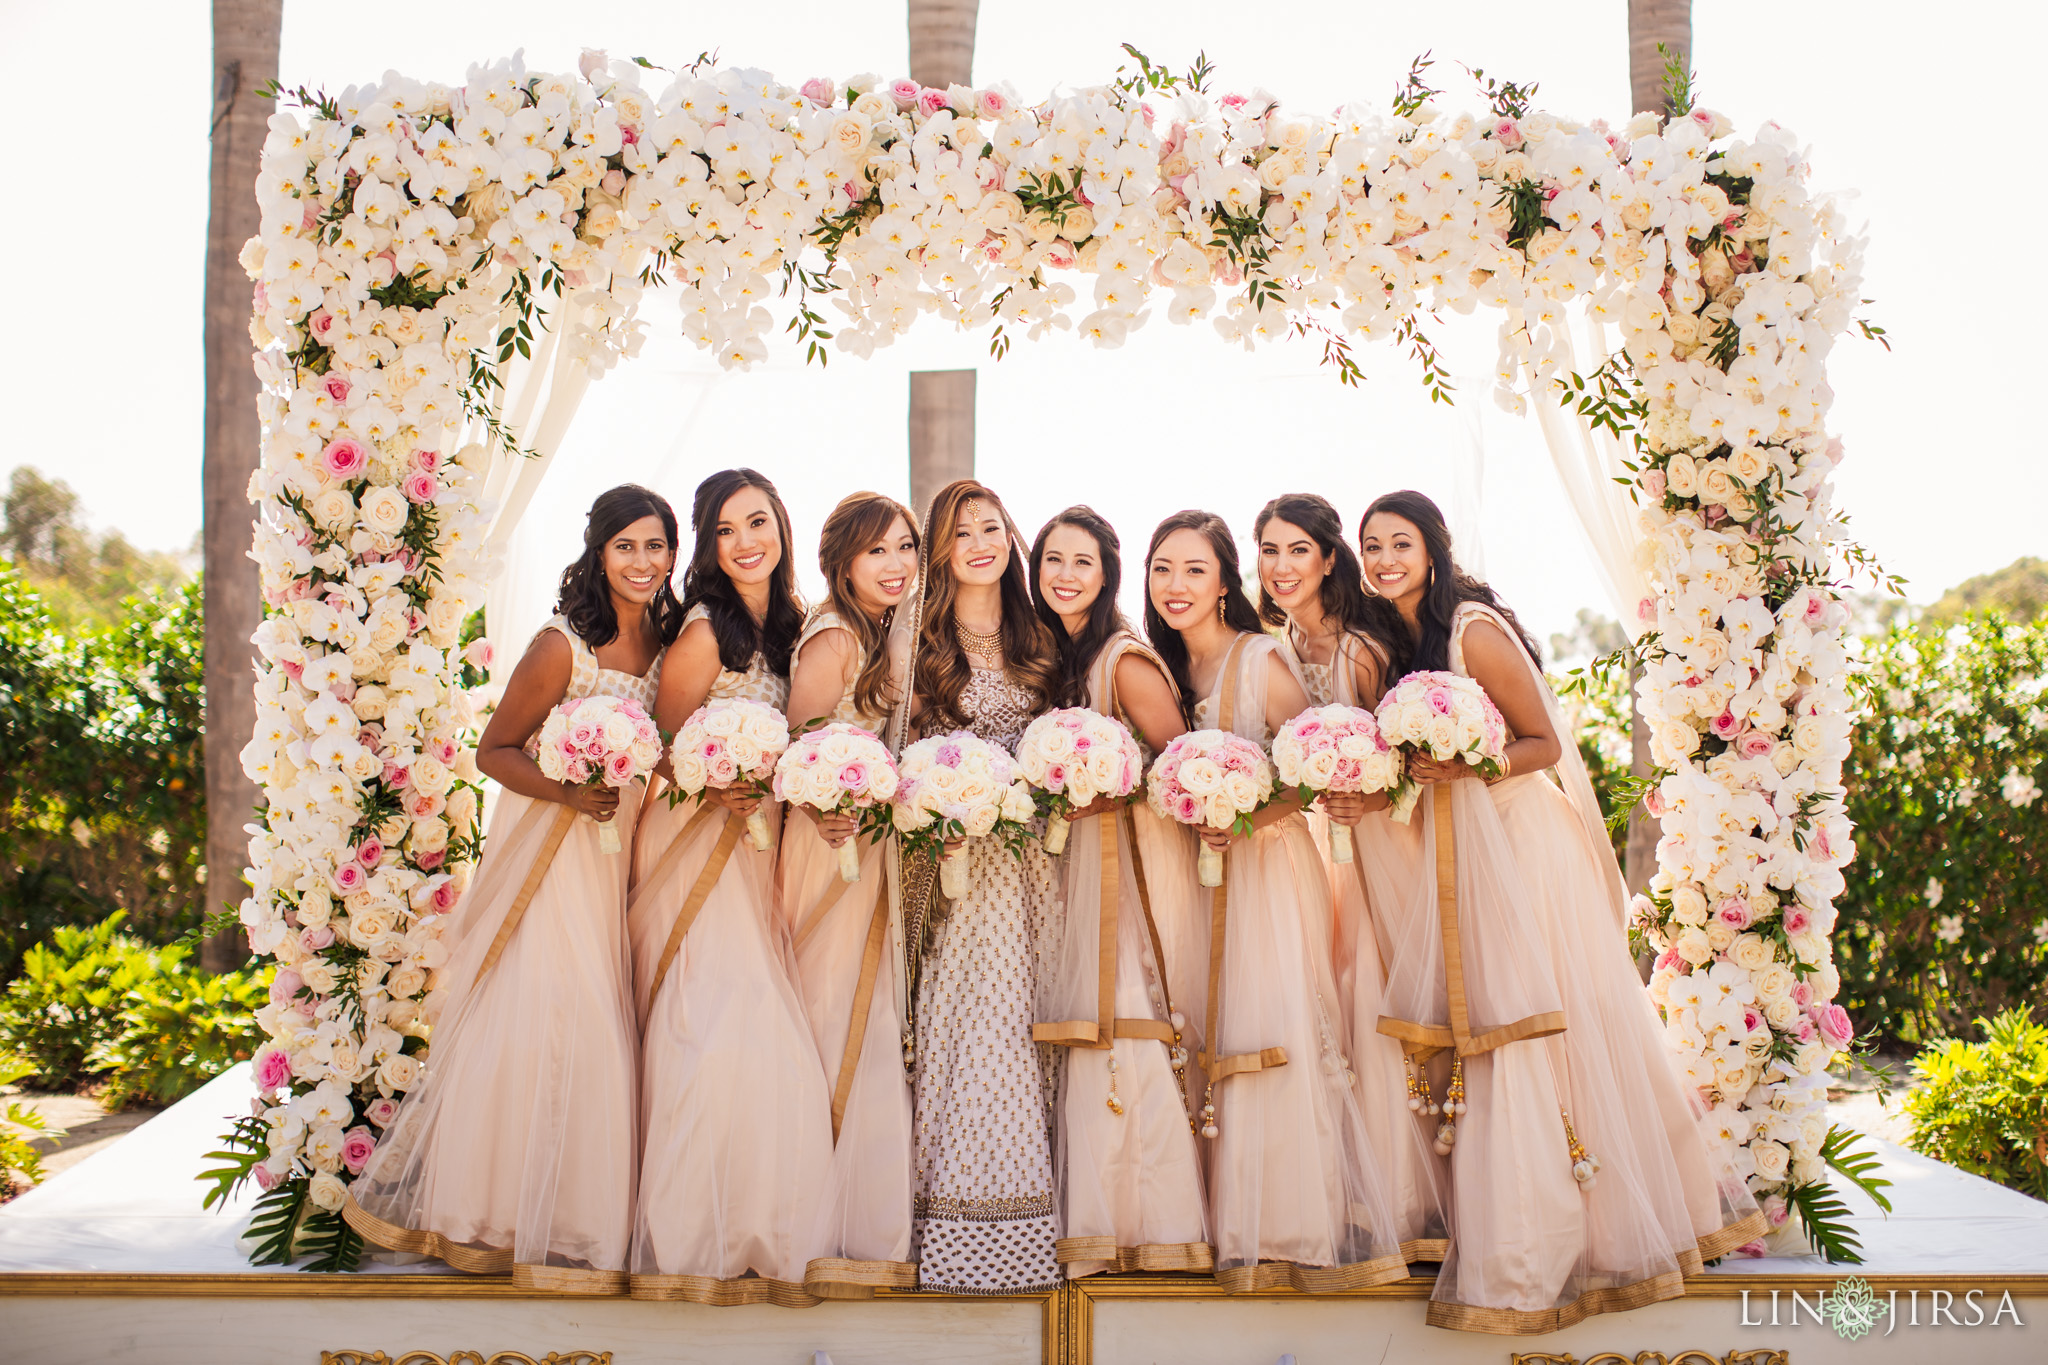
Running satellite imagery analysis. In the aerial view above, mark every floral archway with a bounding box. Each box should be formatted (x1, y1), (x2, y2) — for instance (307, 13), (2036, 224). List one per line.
(227, 48), (1869, 1267)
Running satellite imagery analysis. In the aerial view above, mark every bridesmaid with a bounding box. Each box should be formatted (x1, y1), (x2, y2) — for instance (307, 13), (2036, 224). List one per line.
(1145, 510), (1412, 1292)
(1356, 490), (1763, 1333)
(626, 469), (833, 1305)
(1028, 506), (1211, 1278)
(1253, 493), (1447, 1262)
(778, 490), (921, 1298)
(345, 484), (677, 1292)
(895, 478), (1064, 1295)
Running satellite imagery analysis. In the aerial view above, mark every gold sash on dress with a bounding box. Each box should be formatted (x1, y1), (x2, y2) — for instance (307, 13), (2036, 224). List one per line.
(1034, 638), (1178, 1051)
(1196, 634), (1290, 1085)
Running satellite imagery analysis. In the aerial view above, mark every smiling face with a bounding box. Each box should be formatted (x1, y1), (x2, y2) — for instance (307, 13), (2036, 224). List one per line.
(1359, 511), (1431, 612)
(1257, 516), (1333, 619)
(1038, 522), (1105, 633)
(714, 485), (782, 592)
(1149, 526), (1225, 634)
(604, 513), (675, 608)
(951, 502), (1010, 587)
(847, 513), (917, 621)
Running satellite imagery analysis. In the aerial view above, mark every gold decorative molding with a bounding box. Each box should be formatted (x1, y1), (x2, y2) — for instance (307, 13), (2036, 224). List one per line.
(319, 1355), (610, 1365)
(1512, 1354), (1789, 1365)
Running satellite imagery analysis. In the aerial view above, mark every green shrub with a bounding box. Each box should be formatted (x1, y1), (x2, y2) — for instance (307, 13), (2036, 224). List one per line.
(99, 962), (267, 1108)
(0, 915), (163, 1085)
(1834, 617), (2048, 1044)
(1, 1052), (60, 1189)
(1904, 1008), (2048, 1201)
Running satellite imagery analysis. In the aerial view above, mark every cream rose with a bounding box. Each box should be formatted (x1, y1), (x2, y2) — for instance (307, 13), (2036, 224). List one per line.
(306, 1170), (348, 1211)
(360, 485), (410, 535)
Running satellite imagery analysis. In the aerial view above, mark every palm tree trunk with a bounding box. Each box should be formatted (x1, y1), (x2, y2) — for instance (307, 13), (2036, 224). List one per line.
(201, 0), (281, 970)
(1628, 0), (1692, 117)
(1625, 0), (1688, 909)
(906, 0), (980, 514)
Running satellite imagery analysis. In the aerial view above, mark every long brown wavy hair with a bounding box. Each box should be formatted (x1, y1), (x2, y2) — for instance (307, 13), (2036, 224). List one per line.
(1355, 489), (1542, 676)
(816, 490), (919, 723)
(914, 479), (1058, 732)
(680, 468), (805, 677)
(1028, 505), (1132, 710)
(1143, 509), (1265, 728)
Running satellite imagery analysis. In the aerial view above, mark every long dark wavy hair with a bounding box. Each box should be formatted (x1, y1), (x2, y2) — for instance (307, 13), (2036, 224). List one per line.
(679, 468), (805, 677)
(1028, 506), (1131, 709)
(1143, 510), (1265, 727)
(1252, 493), (1380, 635)
(1355, 489), (1541, 676)
(914, 479), (1059, 732)
(817, 490), (919, 722)
(555, 484), (684, 649)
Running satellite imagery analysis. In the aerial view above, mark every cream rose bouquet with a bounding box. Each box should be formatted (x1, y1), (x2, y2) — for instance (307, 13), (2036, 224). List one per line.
(533, 694), (663, 853)
(668, 698), (791, 852)
(1374, 672), (1509, 823)
(1013, 707), (1144, 855)
(772, 721), (900, 882)
(1272, 705), (1403, 863)
(1145, 730), (1275, 887)
(893, 730), (1039, 899)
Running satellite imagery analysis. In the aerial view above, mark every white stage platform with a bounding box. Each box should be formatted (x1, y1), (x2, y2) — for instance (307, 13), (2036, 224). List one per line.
(3, 1065), (2043, 1364)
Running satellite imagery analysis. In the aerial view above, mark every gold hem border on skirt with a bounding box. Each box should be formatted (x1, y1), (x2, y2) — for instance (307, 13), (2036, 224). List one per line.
(628, 1271), (818, 1307)
(1055, 1237), (1216, 1274)
(511, 1263), (627, 1295)
(342, 1197), (512, 1277)
(802, 1255), (920, 1298)
(1422, 1208), (1772, 1336)
(1399, 1236), (1450, 1264)
(1214, 1251), (1411, 1294)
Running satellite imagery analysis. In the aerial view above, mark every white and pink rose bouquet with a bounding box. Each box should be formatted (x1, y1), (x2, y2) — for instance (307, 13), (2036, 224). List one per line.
(1013, 707), (1144, 855)
(1146, 730), (1275, 887)
(668, 698), (791, 852)
(1272, 705), (1403, 863)
(772, 721), (900, 882)
(1374, 671), (1510, 823)
(533, 694), (663, 853)
(893, 730), (1039, 898)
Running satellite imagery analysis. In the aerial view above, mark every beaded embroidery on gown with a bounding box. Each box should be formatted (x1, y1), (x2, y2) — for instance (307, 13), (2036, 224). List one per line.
(344, 618), (658, 1293)
(626, 605), (834, 1304)
(776, 609), (918, 1296)
(908, 666), (1063, 1294)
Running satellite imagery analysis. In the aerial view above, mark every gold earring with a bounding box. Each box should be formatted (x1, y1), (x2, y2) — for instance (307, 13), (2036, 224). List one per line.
(1217, 595), (1226, 620)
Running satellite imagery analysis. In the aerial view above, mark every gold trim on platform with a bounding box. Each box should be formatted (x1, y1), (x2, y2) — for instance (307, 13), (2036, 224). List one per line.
(1054, 1237), (1215, 1274)
(509, 1264), (626, 1296)
(1424, 1269), (1685, 1335)
(342, 1198), (511, 1277)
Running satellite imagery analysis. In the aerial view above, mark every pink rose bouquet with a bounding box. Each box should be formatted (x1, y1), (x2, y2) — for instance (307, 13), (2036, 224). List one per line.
(772, 721), (900, 882)
(668, 698), (791, 851)
(1145, 729), (1275, 887)
(1013, 707), (1143, 855)
(1374, 671), (1509, 823)
(533, 694), (663, 853)
(893, 731), (1039, 898)
(1272, 704), (1402, 863)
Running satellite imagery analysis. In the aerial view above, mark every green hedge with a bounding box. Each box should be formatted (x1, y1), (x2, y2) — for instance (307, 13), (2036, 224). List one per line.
(0, 566), (205, 981)
(1905, 1008), (2048, 1201)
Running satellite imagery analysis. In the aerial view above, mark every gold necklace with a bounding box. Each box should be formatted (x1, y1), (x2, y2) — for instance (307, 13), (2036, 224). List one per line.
(955, 619), (1003, 655)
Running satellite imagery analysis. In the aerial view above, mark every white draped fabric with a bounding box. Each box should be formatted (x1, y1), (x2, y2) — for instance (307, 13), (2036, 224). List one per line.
(1524, 314), (1656, 636)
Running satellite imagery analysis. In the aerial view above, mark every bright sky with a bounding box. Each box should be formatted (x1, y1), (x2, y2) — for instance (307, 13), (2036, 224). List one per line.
(3, 0), (2041, 644)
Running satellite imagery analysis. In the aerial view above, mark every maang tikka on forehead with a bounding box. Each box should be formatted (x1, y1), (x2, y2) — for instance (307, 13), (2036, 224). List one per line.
(965, 495), (984, 523)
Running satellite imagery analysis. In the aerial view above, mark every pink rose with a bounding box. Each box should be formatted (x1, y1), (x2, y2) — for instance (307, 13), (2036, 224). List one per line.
(330, 862), (367, 895)
(355, 837), (383, 869)
(888, 78), (920, 110)
(1709, 710), (1746, 741)
(1815, 1004), (1855, 1049)
(837, 761), (870, 792)
(1219, 93), (1248, 111)
(618, 124), (639, 147)
(462, 637), (495, 671)
(1736, 731), (1775, 760)
(319, 437), (369, 481)
(299, 925), (335, 953)
(1173, 793), (1199, 823)
(322, 373), (351, 404)
(606, 750), (638, 785)
(383, 760), (411, 790)
(800, 76), (835, 104)
(416, 847), (446, 870)
(916, 87), (952, 118)
(1425, 685), (1454, 715)
(252, 1163), (279, 1192)
(1790, 980), (1814, 1008)
(569, 717), (603, 749)
(253, 1046), (293, 1091)
(600, 168), (627, 197)
(1642, 470), (1668, 499)
(308, 308), (335, 339)
(1493, 118), (1524, 149)
(935, 742), (962, 767)
(269, 969), (304, 1006)
(431, 737), (458, 765)
(1781, 905), (1812, 936)
(1762, 1194), (1789, 1227)
(1655, 947), (1683, 973)
(402, 471), (437, 505)
(409, 791), (445, 819)
(410, 447), (441, 473)
(1044, 239), (1077, 270)
(365, 1096), (400, 1128)
(340, 1125), (378, 1173)
(432, 879), (460, 912)
(1734, 1239), (1768, 1259)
